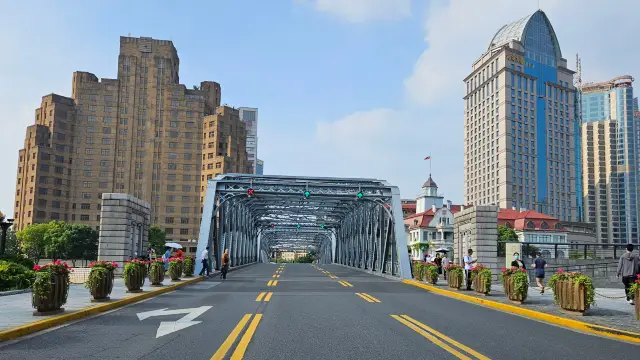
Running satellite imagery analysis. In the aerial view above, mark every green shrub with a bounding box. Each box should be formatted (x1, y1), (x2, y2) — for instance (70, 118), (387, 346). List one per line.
(1, 255), (35, 270)
(0, 260), (36, 291)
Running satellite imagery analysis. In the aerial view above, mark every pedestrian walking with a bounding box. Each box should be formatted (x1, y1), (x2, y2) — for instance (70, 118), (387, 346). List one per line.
(511, 252), (526, 269)
(463, 249), (476, 290)
(617, 243), (640, 305)
(199, 246), (210, 277)
(532, 252), (547, 294)
(442, 256), (450, 280)
(221, 249), (230, 280)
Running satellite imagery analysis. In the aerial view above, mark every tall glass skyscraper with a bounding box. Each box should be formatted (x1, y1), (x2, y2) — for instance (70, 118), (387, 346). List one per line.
(463, 10), (578, 221)
(580, 76), (639, 244)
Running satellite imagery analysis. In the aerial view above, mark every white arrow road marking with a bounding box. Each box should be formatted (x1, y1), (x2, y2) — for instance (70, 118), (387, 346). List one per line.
(136, 306), (212, 338)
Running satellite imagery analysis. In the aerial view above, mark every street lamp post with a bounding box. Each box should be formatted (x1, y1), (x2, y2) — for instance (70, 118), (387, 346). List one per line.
(0, 211), (15, 258)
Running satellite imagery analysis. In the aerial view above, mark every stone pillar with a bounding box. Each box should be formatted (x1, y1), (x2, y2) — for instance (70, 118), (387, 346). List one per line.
(453, 205), (499, 280)
(98, 193), (151, 274)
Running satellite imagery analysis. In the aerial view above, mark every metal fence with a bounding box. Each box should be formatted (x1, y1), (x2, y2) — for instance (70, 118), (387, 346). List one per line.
(499, 241), (630, 260)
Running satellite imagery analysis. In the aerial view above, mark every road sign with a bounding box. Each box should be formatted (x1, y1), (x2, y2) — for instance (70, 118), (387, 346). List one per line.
(136, 306), (212, 338)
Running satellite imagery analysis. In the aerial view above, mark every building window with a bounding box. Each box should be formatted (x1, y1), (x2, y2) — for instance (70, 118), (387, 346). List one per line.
(80, 214), (90, 221)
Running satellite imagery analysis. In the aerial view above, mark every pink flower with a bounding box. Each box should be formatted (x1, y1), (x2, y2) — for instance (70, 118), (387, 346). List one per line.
(33, 265), (41, 271)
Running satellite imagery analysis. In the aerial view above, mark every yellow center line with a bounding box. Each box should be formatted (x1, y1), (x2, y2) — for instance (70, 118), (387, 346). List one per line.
(338, 281), (353, 287)
(359, 293), (381, 303)
(355, 293), (373, 302)
(391, 315), (472, 360)
(267, 280), (273, 286)
(268, 280), (278, 287)
(210, 314), (252, 360)
(230, 314), (263, 360)
(329, 275), (338, 279)
(255, 292), (266, 302)
(400, 315), (491, 360)
(264, 292), (273, 302)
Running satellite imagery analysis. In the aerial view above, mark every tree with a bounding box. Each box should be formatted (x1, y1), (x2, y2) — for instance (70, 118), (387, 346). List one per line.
(4, 231), (20, 257)
(66, 224), (99, 266)
(17, 223), (51, 263)
(44, 221), (70, 261)
(497, 225), (519, 257)
(148, 226), (166, 254)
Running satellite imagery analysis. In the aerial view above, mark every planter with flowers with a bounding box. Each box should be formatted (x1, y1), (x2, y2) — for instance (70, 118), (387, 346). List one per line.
(85, 261), (117, 301)
(548, 269), (595, 315)
(629, 274), (640, 320)
(445, 264), (464, 290)
(471, 264), (492, 296)
(168, 257), (183, 282)
(123, 259), (146, 293)
(148, 258), (165, 286)
(424, 262), (439, 285)
(412, 261), (426, 281)
(183, 256), (195, 277)
(500, 267), (528, 304)
(31, 260), (72, 314)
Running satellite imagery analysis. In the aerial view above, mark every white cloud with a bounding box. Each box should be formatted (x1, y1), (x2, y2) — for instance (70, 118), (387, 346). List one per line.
(308, 0), (412, 23)
(311, 0), (640, 201)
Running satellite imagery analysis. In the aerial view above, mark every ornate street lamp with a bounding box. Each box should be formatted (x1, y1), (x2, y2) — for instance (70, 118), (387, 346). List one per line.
(0, 211), (15, 258)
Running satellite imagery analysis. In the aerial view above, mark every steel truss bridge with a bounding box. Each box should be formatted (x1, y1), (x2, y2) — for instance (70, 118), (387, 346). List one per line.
(194, 174), (412, 279)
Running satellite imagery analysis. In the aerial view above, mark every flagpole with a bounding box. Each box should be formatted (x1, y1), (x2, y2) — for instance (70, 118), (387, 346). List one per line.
(429, 153), (432, 176)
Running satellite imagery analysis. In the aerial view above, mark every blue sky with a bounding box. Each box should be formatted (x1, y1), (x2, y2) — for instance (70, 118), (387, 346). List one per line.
(1, 0), (639, 216)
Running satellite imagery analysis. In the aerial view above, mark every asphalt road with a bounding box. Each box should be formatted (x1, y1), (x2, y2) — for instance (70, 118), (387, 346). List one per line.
(0, 263), (636, 359)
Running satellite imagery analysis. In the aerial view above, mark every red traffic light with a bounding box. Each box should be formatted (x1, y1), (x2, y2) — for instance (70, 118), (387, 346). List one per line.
(271, 223), (275, 228)
(247, 188), (255, 196)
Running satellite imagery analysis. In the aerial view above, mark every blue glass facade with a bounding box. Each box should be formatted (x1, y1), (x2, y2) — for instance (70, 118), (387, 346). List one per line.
(521, 12), (560, 216)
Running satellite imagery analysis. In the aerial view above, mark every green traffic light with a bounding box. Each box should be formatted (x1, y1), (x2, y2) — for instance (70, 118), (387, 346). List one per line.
(297, 223), (301, 229)
(356, 191), (363, 199)
(320, 224), (325, 229)
(304, 190), (311, 198)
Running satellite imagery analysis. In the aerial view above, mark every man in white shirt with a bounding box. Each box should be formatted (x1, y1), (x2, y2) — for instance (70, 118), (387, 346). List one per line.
(463, 249), (476, 290)
(199, 246), (210, 277)
(442, 256), (450, 279)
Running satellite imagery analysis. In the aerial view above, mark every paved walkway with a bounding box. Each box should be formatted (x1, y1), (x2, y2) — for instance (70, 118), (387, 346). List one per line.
(0, 278), (182, 332)
(429, 279), (639, 333)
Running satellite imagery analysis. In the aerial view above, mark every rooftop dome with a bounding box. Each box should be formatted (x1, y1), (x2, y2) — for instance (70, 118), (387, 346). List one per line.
(487, 10), (562, 60)
(422, 175), (437, 189)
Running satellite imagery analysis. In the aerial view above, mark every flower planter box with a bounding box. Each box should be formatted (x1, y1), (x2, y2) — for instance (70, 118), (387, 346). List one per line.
(447, 273), (463, 290)
(125, 266), (146, 293)
(503, 275), (528, 304)
(427, 273), (439, 285)
(90, 270), (114, 301)
(169, 266), (181, 282)
(553, 279), (589, 315)
(32, 273), (69, 314)
(472, 273), (491, 296)
(635, 289), (639, 321)
(183, 258), (195, 277)
(149, 263), (165, 286)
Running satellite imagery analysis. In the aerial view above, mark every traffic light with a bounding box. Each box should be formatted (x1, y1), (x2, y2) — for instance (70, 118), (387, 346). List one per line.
(303, 190), (311, 198)
(320, 224), (325, 229)
(247, 188), (255, 196)
(270, 223), (275, 229)
(296, 223), (301, 229)
(356, 191), (364, 199)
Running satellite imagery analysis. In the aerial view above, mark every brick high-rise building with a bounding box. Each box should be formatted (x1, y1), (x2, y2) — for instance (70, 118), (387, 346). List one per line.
(13, 36), (250, 254)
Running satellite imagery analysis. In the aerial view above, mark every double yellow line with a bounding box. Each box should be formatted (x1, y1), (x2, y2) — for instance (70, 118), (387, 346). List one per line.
(338, 281), (353, 287)
(211, 313), (263, 360)
(272, 274), (280, 278)
(255, 292), (273, 302)
(329, 275), (338, 279)
(267, 280), (278, 287)
(391, 314), (490, 360)
(356, 293), (380, 303)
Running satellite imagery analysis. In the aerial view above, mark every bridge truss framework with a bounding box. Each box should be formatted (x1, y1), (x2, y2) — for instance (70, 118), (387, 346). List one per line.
(194, 174), (412, 279)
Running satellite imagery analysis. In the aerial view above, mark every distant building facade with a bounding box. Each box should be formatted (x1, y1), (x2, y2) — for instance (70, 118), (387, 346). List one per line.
(238, 107), (259, 173)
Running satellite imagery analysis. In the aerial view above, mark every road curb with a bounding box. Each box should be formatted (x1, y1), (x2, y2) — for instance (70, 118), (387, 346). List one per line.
(403, 279), (640, 344)
(0, 276), (204, 342)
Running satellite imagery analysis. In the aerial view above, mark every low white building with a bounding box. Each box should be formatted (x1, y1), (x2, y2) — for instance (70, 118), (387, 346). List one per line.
(403, 175), (462, 260)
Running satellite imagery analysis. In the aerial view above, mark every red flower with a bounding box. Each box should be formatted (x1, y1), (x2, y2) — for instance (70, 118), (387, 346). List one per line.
(33, 265), (41, 271)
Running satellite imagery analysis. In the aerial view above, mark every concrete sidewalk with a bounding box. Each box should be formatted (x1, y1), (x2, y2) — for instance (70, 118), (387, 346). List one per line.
(0, 277), (197, 332)
(429, 279), (638, 333)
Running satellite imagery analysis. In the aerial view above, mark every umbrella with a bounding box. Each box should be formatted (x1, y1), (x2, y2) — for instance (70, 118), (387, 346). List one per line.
(435, 248), (449, 253)
(165, 242), (183, 249)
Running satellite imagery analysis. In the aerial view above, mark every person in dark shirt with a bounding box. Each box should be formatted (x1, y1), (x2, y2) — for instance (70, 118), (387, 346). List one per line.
(510, 252), (526, 269)
(532, 252), (547, 294)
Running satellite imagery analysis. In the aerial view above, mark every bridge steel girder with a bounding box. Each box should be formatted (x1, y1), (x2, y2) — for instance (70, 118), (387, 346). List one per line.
(195, 174), (411, 279)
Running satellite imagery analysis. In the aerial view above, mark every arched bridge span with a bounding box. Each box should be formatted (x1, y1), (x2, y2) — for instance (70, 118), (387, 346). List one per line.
(194, 174), (411, 279)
